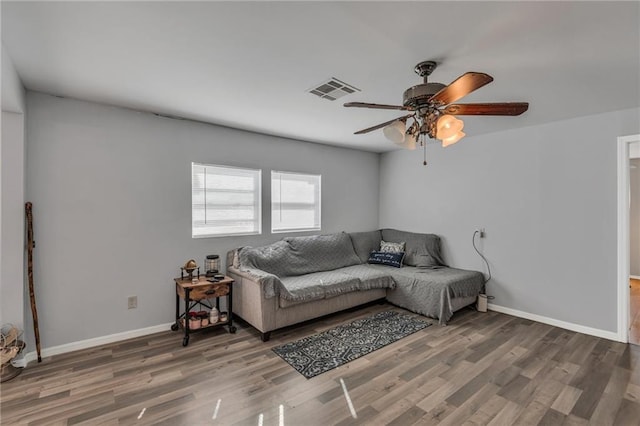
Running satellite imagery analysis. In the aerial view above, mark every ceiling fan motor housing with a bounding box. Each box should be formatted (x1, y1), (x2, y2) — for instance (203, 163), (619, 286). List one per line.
(403, 82), (447, 107)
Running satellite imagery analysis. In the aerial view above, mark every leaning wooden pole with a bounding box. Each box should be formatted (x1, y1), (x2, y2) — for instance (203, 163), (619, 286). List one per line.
(25, 202), (42, 362)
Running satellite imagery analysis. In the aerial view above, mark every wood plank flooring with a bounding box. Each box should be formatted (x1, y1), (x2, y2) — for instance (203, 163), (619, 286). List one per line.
(1, 304), (639, 425)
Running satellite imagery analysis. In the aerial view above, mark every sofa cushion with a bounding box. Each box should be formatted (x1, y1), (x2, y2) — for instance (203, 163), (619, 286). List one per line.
(381, 229), (446, 268)
(278, 265), (397, 307)
(278, 270), (361, 306)
(413, 253), (442, 269)
(284, 232), (361, 275)
(339, 264), (397, 289)
(348, 230), (382, 263)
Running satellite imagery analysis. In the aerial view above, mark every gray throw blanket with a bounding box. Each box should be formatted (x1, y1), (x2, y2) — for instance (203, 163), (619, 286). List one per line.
(233, 265), (283, 299)
(382, 265), (484, 324)
(235, 263), (396, 303)
(237, 233), (368, 302)
(278, 265), (396, 305)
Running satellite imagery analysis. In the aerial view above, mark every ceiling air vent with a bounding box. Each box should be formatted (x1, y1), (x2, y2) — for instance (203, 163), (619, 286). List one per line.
(308, 77), (360, 101)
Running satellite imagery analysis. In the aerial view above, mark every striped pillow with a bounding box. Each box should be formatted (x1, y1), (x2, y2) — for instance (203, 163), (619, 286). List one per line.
(380, 240), (405, 253)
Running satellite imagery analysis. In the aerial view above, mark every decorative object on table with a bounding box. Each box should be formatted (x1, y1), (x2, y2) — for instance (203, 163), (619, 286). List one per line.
(220, 311), (228, 322)
(1, 324), (26, 383)
(209, 307), (219, 324)
(180, 259), (199, 280)
(25, 202), (42, 363)
(205, 255), (220, 277)
(272, 311), (431, 379)
(207, 273), (225, 283)
(197, 311), (209, 326)
(188, 312), (201, 329)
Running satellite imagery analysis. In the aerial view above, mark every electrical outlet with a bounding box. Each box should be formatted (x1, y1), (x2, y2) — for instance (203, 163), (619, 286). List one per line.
(128, 295), (137, 309)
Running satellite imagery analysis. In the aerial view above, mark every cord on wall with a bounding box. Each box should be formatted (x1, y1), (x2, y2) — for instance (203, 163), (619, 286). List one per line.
(472, 230), (492, 285)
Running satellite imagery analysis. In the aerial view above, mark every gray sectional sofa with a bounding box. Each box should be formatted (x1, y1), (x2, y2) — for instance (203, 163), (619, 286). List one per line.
(226, 229), (484, 341)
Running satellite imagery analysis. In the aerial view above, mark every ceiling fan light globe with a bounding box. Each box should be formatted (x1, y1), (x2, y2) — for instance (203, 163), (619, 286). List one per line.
(383, 120), (407, 144)
(401, 132), (417, 150)
(436, 115), (464, 140)
(442, 131), (465, 147)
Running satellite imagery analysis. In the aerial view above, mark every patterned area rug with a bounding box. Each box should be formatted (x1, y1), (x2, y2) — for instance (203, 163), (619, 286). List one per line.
(272, 311), (431, 379)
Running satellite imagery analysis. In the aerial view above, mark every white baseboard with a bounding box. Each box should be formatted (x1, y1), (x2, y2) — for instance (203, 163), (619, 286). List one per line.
(487, 303), (621, 342)
(18, 303), (626, 365)
(23, 322), (173, 365)
(631, 275), (640, 280)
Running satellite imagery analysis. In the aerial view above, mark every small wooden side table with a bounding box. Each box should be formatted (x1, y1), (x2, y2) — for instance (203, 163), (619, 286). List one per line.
(172, 275), (236, 346)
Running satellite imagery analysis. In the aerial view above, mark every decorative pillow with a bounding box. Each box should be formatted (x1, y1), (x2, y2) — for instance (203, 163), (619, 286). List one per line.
(368, 251), (405, 268)
(380, 240), (405, 253)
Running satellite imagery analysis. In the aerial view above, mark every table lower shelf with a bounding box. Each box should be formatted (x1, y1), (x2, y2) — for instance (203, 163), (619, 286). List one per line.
(172, 319), (237, 346)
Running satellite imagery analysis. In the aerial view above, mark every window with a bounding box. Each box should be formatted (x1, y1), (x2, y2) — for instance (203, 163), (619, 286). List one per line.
(192, 163), (261, 238)
(271, 171), (321, 233)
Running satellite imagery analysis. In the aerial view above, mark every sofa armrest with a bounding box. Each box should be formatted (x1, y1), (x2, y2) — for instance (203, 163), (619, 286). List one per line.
(227, 266), (282, 299)
(227, 266), (279, 334)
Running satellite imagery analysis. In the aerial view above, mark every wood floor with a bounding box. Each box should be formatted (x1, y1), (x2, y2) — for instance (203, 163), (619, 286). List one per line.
(2, 304), (640, 425)
(631, 278), (640, 346)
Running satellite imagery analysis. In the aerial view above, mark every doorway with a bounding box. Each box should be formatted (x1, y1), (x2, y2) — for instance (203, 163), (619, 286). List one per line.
(629, 144), (640, 344)
(618, 135), (640, 344)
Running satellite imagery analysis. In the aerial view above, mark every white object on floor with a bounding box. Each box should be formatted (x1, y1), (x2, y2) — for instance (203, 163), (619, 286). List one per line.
(340, 378), (358, 419)
(477, 294), (488, 312)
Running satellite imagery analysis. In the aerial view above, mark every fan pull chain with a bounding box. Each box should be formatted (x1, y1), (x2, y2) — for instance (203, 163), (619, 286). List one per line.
(423, 139), (427, 166)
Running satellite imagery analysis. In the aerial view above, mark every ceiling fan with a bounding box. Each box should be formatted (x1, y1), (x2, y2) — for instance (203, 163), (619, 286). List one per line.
(344, 60), (529, 164)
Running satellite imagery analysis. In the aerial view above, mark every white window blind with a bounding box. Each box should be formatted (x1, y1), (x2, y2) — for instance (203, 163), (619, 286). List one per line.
(271, 171), (321, 233)
(192, 163), (261, 238)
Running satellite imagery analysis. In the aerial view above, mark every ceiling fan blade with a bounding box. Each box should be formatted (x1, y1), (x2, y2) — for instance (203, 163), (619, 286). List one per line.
(443, 102), (529, 116)
(430, 72), (494, 106)
(344, 102), (413, 111)
(354, 114), (414, 135)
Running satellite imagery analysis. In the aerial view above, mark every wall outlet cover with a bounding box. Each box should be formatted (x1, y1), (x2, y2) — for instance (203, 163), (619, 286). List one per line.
(127, 296), (137, 309)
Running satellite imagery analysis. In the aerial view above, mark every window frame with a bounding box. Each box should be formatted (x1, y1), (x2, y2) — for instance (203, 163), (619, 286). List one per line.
(271, 170), (322, 234)
(191, 162), (262, 238)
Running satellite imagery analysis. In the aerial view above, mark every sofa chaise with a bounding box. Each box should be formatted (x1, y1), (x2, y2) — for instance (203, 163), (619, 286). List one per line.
(226, 229), (484, 341)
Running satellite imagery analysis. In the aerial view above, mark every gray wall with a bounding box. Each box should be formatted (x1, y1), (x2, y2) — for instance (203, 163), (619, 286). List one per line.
(26, 92), (380, 348)
(1, 111), (26, 329)
(631, 158), (640, 277)
(1, 45), (26, 331)
(379, 108), (640, 333)
(1, 43), (26, 113)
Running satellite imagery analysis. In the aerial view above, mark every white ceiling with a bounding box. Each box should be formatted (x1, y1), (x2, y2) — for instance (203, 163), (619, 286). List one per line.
(2, 1), (639, 152)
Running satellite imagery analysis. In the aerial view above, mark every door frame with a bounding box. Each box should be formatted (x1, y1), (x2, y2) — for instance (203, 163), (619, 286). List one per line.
(617, 134), (640, 342)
